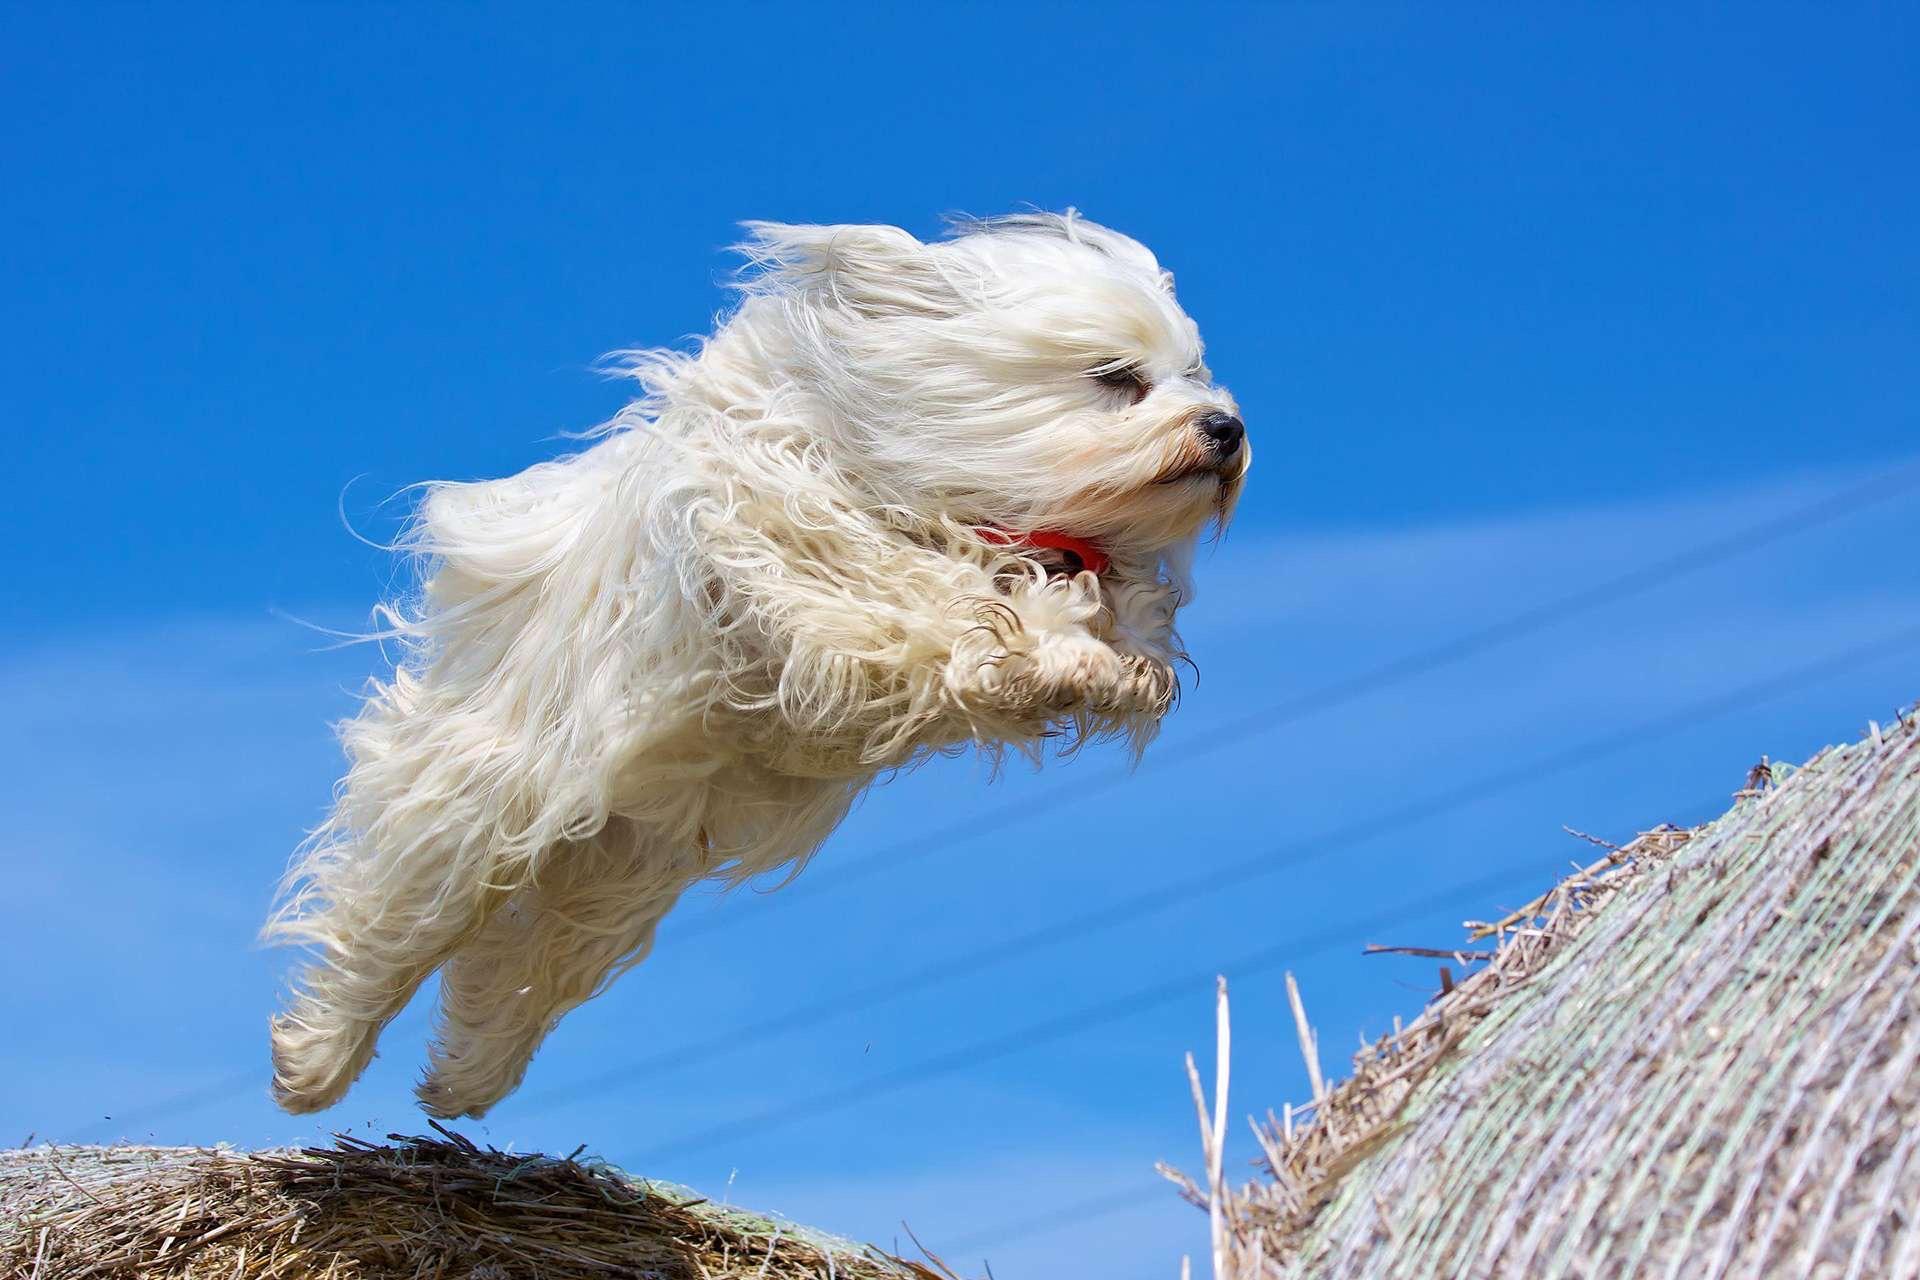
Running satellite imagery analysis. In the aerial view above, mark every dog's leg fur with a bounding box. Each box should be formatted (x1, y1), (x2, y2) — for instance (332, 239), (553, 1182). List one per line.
(417, 819), (687, 1118)
(265, 673), (580, 1114)
(267, 833), (508, 1114)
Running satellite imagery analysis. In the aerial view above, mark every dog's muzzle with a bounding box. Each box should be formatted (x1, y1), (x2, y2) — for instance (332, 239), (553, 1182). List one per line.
(1158, 411), (1248, 486)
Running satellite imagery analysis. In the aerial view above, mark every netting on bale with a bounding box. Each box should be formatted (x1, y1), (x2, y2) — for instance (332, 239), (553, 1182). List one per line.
(0, 1126), (950, 1280)
(1204, 711), (1920, 1279)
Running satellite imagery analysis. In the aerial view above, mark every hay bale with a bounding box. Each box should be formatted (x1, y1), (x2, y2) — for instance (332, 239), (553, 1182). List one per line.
(1212, 711), (1920, 1278)
(1, 1125), (949, 1279)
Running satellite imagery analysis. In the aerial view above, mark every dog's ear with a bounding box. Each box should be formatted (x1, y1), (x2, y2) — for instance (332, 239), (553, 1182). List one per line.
(735, 222), (957, 319)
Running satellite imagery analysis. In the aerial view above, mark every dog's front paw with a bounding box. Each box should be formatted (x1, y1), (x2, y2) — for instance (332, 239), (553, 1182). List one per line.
(1103, 648), (1178, 719)
(958, 633), (1173, 724)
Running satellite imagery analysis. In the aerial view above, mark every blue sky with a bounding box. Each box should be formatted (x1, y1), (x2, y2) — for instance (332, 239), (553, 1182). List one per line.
(3, 5), (1917, 1277)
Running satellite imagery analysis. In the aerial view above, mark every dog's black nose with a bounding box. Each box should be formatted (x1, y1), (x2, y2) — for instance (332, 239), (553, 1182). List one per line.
(1197, 412), (1245, 461)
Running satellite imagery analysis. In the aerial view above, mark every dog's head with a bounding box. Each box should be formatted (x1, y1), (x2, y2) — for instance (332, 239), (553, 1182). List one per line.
(731, 213), (1248, 570)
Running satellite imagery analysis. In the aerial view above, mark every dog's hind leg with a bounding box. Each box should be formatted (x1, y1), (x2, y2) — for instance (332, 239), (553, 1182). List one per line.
(266, 826), (513, 1115)
(417, 819), (688, 1118)
(266, 704), (534, 1116)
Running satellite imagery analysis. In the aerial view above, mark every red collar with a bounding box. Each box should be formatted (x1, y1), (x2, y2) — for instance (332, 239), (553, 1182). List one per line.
(977, 526), (1111, 577)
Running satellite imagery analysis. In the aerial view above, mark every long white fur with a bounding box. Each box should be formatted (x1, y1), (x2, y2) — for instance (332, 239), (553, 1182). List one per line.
(263, 212), (1248, 1118)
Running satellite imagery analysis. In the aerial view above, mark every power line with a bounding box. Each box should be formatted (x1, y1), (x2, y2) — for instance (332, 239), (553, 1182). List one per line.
(511, 618), (1918, 1116)
(936, 1182), (1169, 1258)
(629, 861), (1544, 1165)
(609, 621), (1920, 1164)
(665, 461), (1920, 935)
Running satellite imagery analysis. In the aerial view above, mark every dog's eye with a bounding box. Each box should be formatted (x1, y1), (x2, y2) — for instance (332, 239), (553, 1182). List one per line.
(1092, 365), (1152, 405)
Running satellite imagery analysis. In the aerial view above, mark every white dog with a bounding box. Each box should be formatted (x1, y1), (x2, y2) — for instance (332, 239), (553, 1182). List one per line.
(265, 212), (1248, 1118)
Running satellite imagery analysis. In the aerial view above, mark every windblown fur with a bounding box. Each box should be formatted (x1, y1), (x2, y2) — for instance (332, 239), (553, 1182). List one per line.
(264, 212), (1249, 1118)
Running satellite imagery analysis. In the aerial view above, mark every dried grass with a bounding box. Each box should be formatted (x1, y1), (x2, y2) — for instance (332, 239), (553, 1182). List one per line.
(1175, 709), (1920, 1279)
(0, 1124), (958, 1280)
